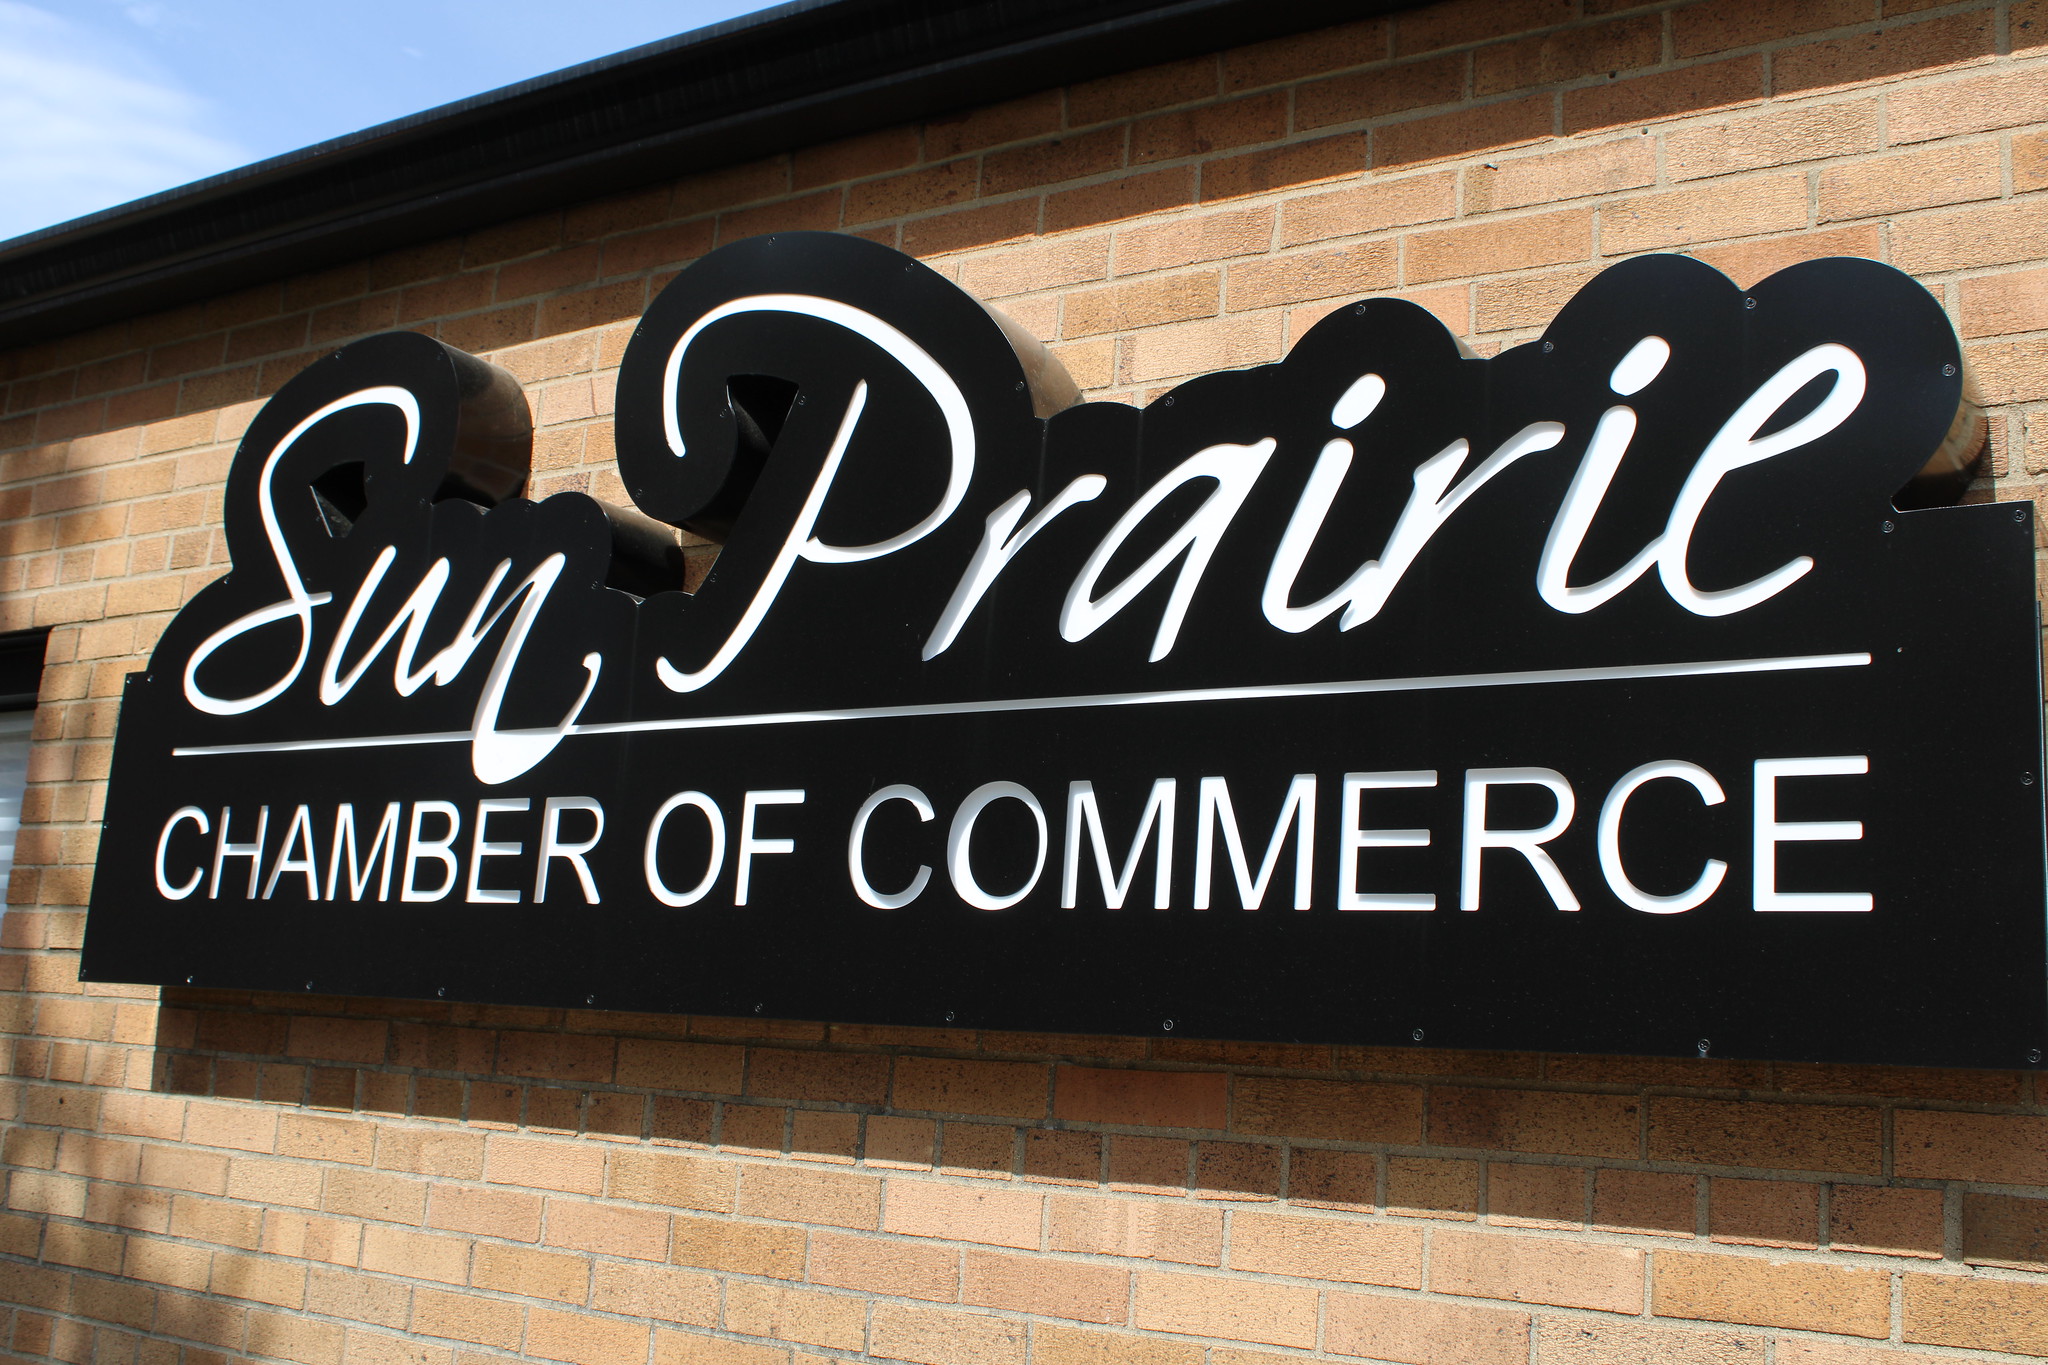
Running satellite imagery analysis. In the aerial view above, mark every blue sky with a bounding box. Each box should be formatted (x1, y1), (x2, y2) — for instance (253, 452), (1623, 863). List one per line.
(0, 0), (777, 242)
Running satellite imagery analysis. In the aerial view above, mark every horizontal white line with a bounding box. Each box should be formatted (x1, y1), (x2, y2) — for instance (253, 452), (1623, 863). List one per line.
(170, 651), (1871, 759)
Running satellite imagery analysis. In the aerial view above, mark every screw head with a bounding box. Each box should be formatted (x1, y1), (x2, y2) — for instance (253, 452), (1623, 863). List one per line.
(1410, 1028), (1424, 1042)
(436, 987), (446, 998)
(184, 975), (193, 984)
(585, 994), (595, 1006)
(1881, 520), (1894, 533)
(1162, 1019), (1175, 1031)
(304, 981), (313, 991)
(1696, 1038), (1711, 1056)
(1943, 363), (1958, 377)
(1162, 395), (1175, 407)
(2030, 1048), (2044, 1065)
(944, 1011), (956, 1023)
(1353, 303), (1366, 315)
(752, 1003), (763, 1014)
(1744, 297), (1757, 310)
(1541, 341), (1554, 353)
(2024, 774), (2034, 786)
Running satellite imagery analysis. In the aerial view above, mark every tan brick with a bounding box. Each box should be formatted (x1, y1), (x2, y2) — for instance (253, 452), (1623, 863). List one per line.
(260, 1209), (361, 1265)
(870, 1302), (1027, 1365)
(1119, 312), (1286, 385)
(892, 1056), (1049, 1119)
(1048, 1193), (1221, 1264)
(1894, 200), (2048, 275)
(209, 1249), (308, 1308)
(616, 1038), (744, 1092)
(545, 1194), (669, 1259)
(427, 1184), (541, 1241)
(526, 1306), (652, 1365)
(1431, 1228), (1640, 1312)
(1134, 1269), (1318, 1348)
(672, 1212), (806, 1278)
(608, 1149), (735, 1213)
(1903, 1271), (2048, 1355)
(1054, 1066), (1227, 1129)
(1536, 1317), (1766, 1365)
(808, 1229), (958, 1301)
(1032, 1324), (1202, 1365)
(323, 1166), (428, 1224)
(738, 1163), (877, 1228)
(1227, 245), (1397, 310)
(1064, 274), (1221, 339)
(1326, 1292), (1529, 1365)
(883, 1177), (1041, 1249)
(746, 1047), (889, 1105)
(1709, 1177), (1819, 1249)
(1830, 1185), (1942, 1259)
(956, 236), (1111, 300)
(1819, 142), (2000, 221)
(1959, 267), (2048, 339)
(1431, 1087), (1638, 1159)
(1601, 176), (1809, 254)
(411, 1284), (522, 1349)
(1406, 209), (1589, 285)
(1653, 1250), (1888, 1336)
(1962, 1191), (2048, 1267)
(1686, 224), (1883, 289)
(1387, 1156), (1479, 1219)
(1487, 1162), (1582, 1228)
(1665, 101), (1877, 182)
(1890, 66), (2048, 143)
(1773, 11), (1995, 96)
(471, 1241), (586, 1304)
(360, 1225), (469, 1285)
(1376, 94), (1554, 169)
(1229, 1209), (1421, 1286)
(724, 1280), (866, 1351)
(962, 1248), (1127, 1322)
(1650, 1099), (1879, 1174)
(484, 1134), (605, 1194)
(591, 1260), (720, 1325)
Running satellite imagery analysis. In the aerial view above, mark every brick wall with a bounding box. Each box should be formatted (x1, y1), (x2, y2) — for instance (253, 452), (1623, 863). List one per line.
(4, 0), (2048, 1361)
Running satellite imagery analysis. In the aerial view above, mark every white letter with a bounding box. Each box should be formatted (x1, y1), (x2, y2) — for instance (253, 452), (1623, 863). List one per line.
(1062, 779), (1177, 910)
(1194, 775), (1316, 910)
(466, 798), (529, 904)
(210, 806), (269, 900)
(1265, 422), (1564, 633)
(182, 388), (417, 715)
(536, 797), (605, 904)
(261, 805), (320, 900)
(1461, 769), (1578, 911)
(1538, 337), (1671, 614)
(949, 782), (1047, 911)
(924, 477), (1106, 660)
(1063, 441), (1275, 661)
(1598, 761), (1726, 913)
(401, 801), (461, 902)
(736, 789), (805, 906)
(1754, 756), (1871, 912)
(1660, 343), (1865, 616)
(326, 803), (400, 902)
(645, 792), (724, 908)
(848, 785), (934, 909)
(1340, 771), (1436, 911)
(155, 807), (208, 900)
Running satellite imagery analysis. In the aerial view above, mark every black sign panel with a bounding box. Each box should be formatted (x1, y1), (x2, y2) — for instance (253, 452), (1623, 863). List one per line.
(82, 233), (2048, 1067)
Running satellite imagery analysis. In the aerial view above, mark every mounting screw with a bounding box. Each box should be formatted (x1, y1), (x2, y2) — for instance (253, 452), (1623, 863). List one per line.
(796, 394), (807, 405)
(2030, 1048), (2043, 1065)
(1881, 520), (1894, 533)
(1353, 303), (1366, 315)
(1411, 1028), (1424, 1042)
(1541, 341), (1554, 353)
(944, 1011), (956, 1023)
(1162, 1019), (1175, 1031)
(436, 987), (445, 998)
(1744, 297), (1757, 310)
(1014, 380), (1026, 392)
(1943, 363), (1957, 377)
(304, 981), (313, 991)
(1163, 395), (1175, 407)
(752, 1003), (763, 1014)
(1696, 1039), (1711, 1057)
(2017, 507), (2028, 523)
(184, 975), (193, 985)
(585, 995), (595, 1007)
(2024, 774), (2034, 786)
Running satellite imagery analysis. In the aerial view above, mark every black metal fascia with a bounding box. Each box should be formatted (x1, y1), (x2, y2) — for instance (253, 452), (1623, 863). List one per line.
(0, 0), (1423, 351)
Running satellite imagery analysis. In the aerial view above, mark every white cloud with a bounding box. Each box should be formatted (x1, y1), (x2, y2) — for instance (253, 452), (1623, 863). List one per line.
(0, 1), (247, 241)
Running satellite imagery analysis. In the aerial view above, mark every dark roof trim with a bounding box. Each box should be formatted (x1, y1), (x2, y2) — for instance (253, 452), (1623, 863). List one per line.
(0, 0), (1420, 350)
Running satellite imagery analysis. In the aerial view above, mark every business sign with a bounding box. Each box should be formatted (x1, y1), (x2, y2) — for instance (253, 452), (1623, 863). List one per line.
(83, 233), (2047, 1067)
